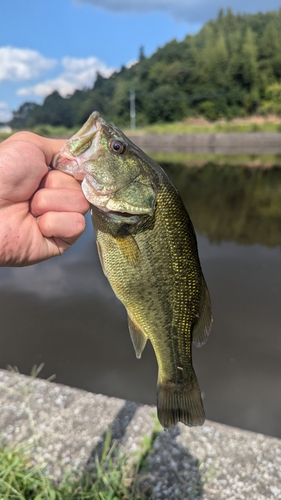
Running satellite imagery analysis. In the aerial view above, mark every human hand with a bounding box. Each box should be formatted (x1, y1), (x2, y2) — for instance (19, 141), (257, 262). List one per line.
(0, 131), (90, 266)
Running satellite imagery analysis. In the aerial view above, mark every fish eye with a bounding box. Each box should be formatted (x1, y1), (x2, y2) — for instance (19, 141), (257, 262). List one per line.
(110, 140), (126, 154)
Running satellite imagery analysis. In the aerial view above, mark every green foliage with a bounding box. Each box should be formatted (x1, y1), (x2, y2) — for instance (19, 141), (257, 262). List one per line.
(9, 8), (281, 128)
(11, 102), (41, 129)
(8, 115), (281, 141)
(0, 436), (141, 500)
(0, 444), (55, 499)
(123, 116), (281, 135)
(260, 83), (281, 114)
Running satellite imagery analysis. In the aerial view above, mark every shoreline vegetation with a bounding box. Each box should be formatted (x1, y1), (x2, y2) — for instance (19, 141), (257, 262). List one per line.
(1, 114), (281, 139)
(1, 115), (281, 168)
(124, 114), (281, 136)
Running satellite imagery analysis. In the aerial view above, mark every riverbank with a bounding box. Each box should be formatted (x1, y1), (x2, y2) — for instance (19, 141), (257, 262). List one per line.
(2, 115), (281, 160)
(0, 368), (280, 499)
(128, 131), (281, 155)
(2, 114), (281, 140)
(124, 115), (281, 135)
(2, 131), (281, 166)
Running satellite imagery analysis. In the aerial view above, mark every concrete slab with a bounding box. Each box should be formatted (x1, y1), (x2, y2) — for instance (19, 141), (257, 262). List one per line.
(0, 368), (280, 499)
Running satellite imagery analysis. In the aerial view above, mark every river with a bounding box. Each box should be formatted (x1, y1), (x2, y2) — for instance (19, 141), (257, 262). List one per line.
(0, 160), (280, 438)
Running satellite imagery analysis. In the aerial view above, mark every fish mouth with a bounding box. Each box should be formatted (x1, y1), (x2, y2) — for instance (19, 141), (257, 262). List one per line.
(51, 152), (86, 180)
(91, 202), (140, 225)
(51, 111), (101, 179)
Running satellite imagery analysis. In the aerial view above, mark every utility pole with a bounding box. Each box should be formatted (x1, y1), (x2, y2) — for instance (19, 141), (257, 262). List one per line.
(130, 89), (136, 130)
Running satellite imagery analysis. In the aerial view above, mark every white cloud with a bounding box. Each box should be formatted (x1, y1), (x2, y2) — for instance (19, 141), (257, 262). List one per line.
(0, 102), (12, 122)
(126, 59), (138, 69)
(76, 0), (281, 23)
(17, 56), (114, 98)
(0, 47), (56, 82)
(77, 0), (188, 14)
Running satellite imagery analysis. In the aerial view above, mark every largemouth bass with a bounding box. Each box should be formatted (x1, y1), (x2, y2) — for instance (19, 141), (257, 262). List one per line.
(52, 112), (212, 428)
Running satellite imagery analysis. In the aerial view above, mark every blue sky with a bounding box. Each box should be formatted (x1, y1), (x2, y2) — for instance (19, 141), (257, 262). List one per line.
(1, 0), (281, 122)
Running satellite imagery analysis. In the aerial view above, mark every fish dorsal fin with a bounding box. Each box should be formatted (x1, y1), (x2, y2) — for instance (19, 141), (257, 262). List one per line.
(114, 233), (142, 266)
(128, 313), (148, 359)
(192, 278), (213, 347)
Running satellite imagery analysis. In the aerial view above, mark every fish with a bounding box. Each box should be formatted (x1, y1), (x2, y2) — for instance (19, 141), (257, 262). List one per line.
(52, 111), (212, 428)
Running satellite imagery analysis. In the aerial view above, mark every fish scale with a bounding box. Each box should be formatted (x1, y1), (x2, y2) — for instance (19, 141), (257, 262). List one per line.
(52, 111), (212, 428)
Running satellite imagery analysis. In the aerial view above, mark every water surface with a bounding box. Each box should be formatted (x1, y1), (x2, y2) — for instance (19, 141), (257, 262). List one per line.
(0, 163), (281, 437)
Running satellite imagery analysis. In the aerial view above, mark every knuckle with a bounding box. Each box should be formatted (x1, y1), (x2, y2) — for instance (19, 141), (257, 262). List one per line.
(30, 192), (47, 216)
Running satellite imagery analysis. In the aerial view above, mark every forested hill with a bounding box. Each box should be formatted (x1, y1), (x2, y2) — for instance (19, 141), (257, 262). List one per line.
(10, 8), (281, 129)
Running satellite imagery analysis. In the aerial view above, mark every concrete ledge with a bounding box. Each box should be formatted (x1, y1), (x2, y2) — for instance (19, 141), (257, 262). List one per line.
(128, 132), (281, 154)
(0, 368), (280, 499)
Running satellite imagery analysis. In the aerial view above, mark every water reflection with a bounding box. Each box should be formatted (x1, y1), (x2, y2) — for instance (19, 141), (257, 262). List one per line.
(163, 162), (281, 247)
(0, 163), (280, 438)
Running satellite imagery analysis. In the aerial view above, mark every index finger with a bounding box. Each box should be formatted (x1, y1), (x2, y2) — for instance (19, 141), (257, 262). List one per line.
(5, 132), (65, 166)
(40, 169), (83, 190)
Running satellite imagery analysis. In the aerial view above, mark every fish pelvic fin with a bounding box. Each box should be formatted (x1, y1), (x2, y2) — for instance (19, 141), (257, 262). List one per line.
(128, 313), (148, 359)
(157, 370), (205, 429)
(192, 278), (213, 348)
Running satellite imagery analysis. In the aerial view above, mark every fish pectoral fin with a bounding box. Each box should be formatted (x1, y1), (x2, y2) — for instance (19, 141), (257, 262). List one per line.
(96, 240), (107, 276)
(115, 233), (141, 266)
(192, 278), (213, 347)
(127, 313), (148, 359)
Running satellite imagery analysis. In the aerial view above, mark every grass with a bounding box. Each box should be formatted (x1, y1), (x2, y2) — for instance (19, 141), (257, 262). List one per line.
(0, 443), (55, 500)
(0, 132), (12, 141)
(1, 114), (281, 142)
(0, 437), (134, 499)
(0, 124), (76, 141)
(29, 124), (77, 138)
(123, 115), (281, 135)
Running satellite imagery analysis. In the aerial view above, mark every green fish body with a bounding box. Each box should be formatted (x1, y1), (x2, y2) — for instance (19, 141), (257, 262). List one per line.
(52, 112), (212, 428)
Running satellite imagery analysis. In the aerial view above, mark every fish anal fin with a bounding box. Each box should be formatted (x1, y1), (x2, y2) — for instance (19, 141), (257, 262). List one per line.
(115, 234), (141, 266)
(157, 370), (205, 429)
(128, 313), (148, 359)
(192, 278), (213, 348)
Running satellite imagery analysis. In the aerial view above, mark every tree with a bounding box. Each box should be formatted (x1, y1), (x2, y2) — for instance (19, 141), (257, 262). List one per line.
(241, 28), (258, 90)
(139, 46), (146, 61)
(260, 83), (281, 115)
(10, 102), (39, 128)
(35, 91), (74, 127)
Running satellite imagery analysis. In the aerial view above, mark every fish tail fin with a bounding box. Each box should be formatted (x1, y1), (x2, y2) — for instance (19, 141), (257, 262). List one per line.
(157, 370), (205, 429)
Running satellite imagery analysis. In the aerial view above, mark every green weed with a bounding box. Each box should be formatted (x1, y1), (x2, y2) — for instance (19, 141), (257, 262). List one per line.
(124, 118), (281, 136)
(2, 115), (281, 143)
(0, 434), (143, 499)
